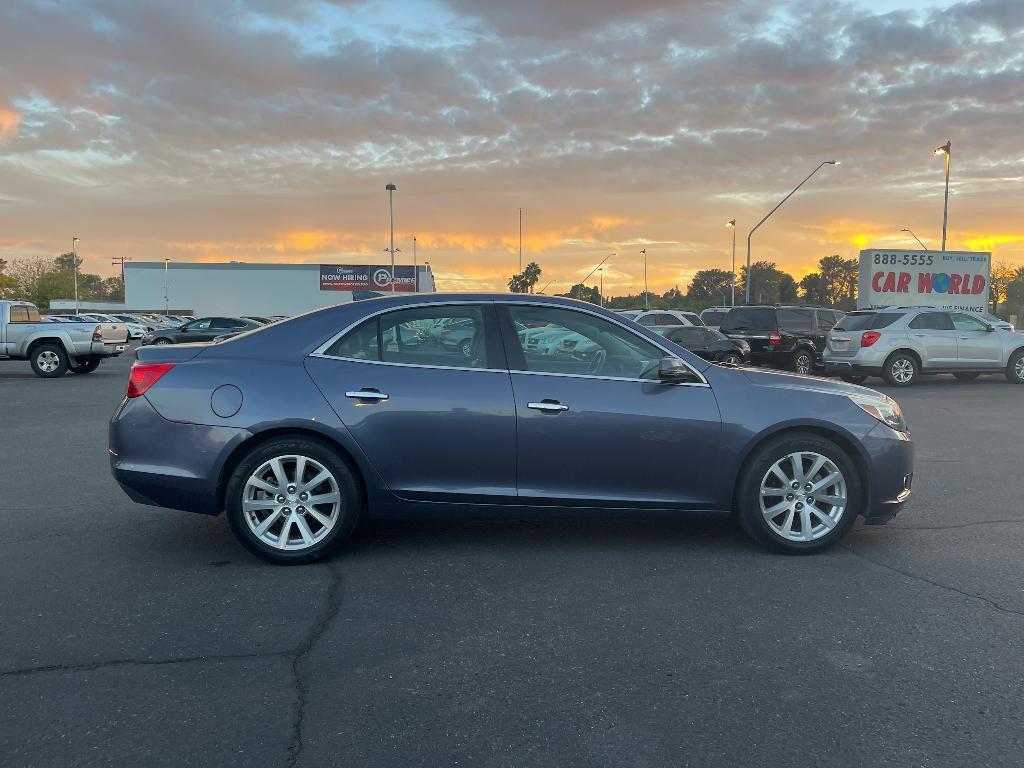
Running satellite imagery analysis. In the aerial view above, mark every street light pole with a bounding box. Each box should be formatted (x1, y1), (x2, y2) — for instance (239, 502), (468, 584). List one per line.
(519, 207), (523, 275)
(386, 183), (397, 290)
(577, 253), (615, 301)
(745, 160), (838, 304)
(900, 228), (928, 250)
(640, 249), (648, 309)
(726, 220), (736, 306)
(934, 141), (951, 252)
(163, 258), (169, 314)
(598, 267), (604, 307)
(412, 235), (418, 292)
(72, 237), (80, 313)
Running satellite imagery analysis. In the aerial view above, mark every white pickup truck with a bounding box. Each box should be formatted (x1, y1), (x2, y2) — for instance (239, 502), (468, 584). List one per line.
(0, 300), (128, 378)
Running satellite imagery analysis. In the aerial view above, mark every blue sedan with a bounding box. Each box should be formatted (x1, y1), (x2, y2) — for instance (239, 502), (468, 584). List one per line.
(109, 293), (913, 563)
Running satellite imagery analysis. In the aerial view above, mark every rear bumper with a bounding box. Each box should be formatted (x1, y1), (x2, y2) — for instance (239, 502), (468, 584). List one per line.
(88, 341), (127, 358)
(109, 395), (249, 515)
(860, 422), (914, 523)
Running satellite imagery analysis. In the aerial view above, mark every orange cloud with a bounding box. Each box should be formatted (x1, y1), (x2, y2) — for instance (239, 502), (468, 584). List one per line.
(0, 108), (20, 143)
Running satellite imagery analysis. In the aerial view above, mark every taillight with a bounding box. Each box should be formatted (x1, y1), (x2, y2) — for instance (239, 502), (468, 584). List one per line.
(861, 331), (881, 347)
(768, 331), (781, 346)
(92, 326), (103, 342)
(127, 362), (175, 398)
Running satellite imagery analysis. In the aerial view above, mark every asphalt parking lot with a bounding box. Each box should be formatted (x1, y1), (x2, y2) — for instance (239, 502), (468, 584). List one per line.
(2, 348), (1023, 768)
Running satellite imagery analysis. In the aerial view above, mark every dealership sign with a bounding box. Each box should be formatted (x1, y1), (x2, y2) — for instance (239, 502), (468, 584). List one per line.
(857, 249), (991, 313)
(319, 264), (417, 292)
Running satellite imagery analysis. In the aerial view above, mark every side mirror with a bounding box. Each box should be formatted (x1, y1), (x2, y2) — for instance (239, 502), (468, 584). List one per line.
(985, 324), (995, 332)
(658, 357), (695, 383)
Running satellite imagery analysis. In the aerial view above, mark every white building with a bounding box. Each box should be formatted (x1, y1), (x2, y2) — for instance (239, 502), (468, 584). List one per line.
(118, 261), (436, 316)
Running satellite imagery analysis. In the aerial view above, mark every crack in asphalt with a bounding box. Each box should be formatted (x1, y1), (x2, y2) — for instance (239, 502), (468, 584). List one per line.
(843, 545), (1024, 619)
(285, 561), (344, 768)
(0, 561), (345, 768)
(0, 649), (292, 679)
(890, 518), (1024, 531)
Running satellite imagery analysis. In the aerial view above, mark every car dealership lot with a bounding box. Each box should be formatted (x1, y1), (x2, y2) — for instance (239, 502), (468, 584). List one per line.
(2, 350), (1023, 767)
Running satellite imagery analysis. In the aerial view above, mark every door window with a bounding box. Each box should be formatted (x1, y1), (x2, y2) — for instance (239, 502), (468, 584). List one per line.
(720, 307), (775, 331)
(323, 305), (496, 370)
(666, 327), (706, 346)
(184, 319), (213, 330)
(950, 313), (988, 332)
(908, 312), (954, 331)
(777, 309), (814, 332)
(502, 305), (665, 380)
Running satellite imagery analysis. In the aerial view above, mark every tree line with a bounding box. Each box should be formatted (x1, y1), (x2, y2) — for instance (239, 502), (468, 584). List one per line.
(0, 254), (124, 308)
(510, 255), (1024, 319)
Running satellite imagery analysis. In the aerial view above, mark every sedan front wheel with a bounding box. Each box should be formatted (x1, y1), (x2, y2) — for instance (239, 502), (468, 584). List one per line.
(736, 432), (861, 554)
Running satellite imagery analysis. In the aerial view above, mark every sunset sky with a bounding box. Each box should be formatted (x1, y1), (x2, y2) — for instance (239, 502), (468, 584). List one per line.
(2, 0), (1023, 297)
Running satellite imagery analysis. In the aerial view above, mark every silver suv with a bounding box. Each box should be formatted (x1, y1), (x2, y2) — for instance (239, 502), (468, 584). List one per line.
(824, 307), (1024, 386)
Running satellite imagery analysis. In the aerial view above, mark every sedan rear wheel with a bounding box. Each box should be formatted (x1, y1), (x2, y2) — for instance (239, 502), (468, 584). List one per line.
(153, 338), (171, 345)
(719, 352), (743, 366)
(226, 437), (361, 564)
(791, 349), (814, 375)
(736, 432), (861, 554)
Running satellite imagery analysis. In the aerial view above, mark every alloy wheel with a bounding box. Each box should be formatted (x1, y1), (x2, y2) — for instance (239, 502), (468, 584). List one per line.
(1016, 357), (1024, 381)
(242, 455), (341, 551)
(891, 358), (915, 384)
(759, 452), (847, 542)
(37, 351), (60, 373)
(795, 354), (812, 375)
(721, 353), (742, 366)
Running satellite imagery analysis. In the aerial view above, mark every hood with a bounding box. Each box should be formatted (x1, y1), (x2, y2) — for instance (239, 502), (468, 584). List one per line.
(741, 367), (883, 399)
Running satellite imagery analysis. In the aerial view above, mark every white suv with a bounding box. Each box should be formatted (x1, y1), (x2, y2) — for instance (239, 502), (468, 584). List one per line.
(618, 309), (703, 328)
(824, 307), (1024, 386)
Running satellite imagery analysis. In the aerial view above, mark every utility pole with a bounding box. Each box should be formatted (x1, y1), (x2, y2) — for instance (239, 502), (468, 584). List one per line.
(163, 258), (169, 314)
(412, 235), (418, 292)
(112, 256), (131, 297)
(519, 207), (523, 275)
(599, 267), (604, 307)
(72, 237), (80, 313)
(386, 183), (397, 290)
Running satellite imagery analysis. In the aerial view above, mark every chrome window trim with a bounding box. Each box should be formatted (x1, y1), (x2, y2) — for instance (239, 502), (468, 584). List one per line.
(309, 298), (709, 387)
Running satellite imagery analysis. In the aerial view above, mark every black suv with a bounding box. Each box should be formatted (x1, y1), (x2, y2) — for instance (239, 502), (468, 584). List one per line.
(718, 305), (843, 374)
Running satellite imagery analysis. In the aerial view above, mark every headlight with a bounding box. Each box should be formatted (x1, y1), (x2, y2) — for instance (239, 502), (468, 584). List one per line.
(849, 393), (907, 432)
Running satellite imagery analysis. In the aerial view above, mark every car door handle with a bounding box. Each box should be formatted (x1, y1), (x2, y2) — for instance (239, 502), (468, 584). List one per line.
(958, 335), (970, 339)
(912, 333), (925, 337)
(527, 400), (569, 413)
(345, 389), (389, 401)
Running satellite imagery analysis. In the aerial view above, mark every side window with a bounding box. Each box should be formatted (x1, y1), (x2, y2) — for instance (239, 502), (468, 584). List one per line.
(655, 313), (678, 326)
(382, 306), (490, 369)
(25, 306), (42, 322)
(324, 318), (378, 360)
(637, 314), (657, 326)
(668, 328), (704, 345)
(187, 319), (213, 330)
(209, 318), (235, 330)
(503, 305), (665, 380)
(777, 309), (814, 333)
(8, 306), (29, 322)
(951, 313), (988, 332)
(909, 312), (953, 331)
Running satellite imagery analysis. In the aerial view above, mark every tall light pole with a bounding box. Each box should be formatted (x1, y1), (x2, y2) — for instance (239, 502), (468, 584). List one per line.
(726, 219), (736, 306)
(163, 258), (169, 314)
(745, 160), (838, 304)
(385, 183), (397, 290)
(934, 141), (951, 252)
(577, 253), (615, 301)
(900, 228), (928, 250)
(640, 249), (648, 309)
(412, 235), (418, 292)
(72, 237), (80, 313)
(598, 267), (604, 307)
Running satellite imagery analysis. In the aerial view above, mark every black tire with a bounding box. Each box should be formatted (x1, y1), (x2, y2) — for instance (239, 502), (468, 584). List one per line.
(840, 374), (869, 384)
(735, 431), (862, 554)
(153, 338), (171, 345)
(953, 372), (979, 382)
(791, 348), (814, 375)
(719, 352), (743, 366)
(1007, 349), (1024, 385)
(69, 358), (101, 375)
(225, 437), (362, 565)
(883, 352), (918, 386)
(460, 338), (472, 358)
(29, 343), (69, 378)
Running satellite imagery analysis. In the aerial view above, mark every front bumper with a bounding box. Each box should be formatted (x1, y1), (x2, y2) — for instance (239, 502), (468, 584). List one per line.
(859, 421), (914, 523)
(110, 395), (249, 515)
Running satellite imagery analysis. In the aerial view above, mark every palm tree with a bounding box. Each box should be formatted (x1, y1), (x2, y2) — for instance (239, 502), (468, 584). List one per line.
(523, 262), (542, 293)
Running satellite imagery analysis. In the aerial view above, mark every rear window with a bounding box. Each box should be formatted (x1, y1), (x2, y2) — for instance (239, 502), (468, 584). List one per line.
(835, 312), (903, 331)
(776, 308), (815, 332)
(720, 307), (776, 331)
(700, 309), (730, 325)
